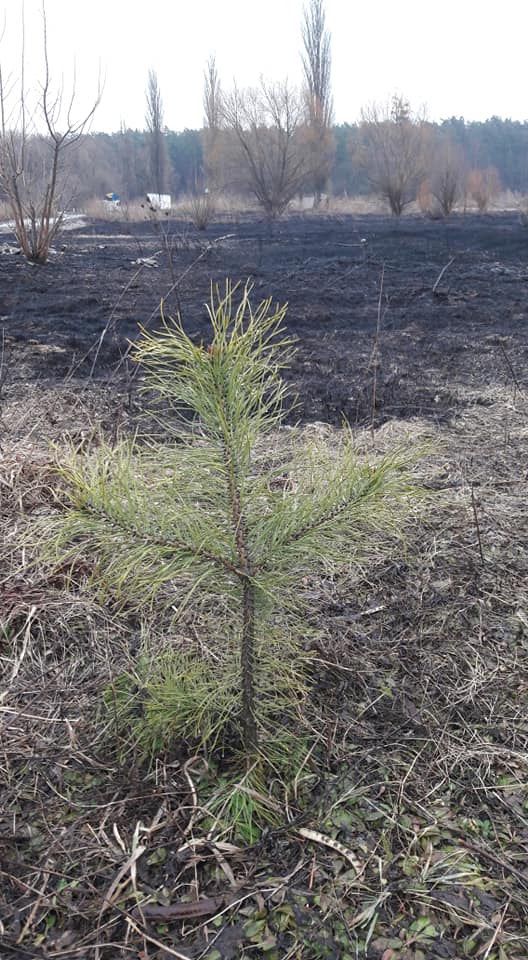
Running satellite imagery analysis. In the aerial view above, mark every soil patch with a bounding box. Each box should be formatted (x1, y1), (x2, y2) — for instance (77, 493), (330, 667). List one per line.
(2, 211), (527, 426)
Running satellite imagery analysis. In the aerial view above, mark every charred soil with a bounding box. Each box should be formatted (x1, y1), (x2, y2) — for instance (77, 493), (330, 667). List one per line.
(1, 212), (528, 959)
(2, 210), (528, 426)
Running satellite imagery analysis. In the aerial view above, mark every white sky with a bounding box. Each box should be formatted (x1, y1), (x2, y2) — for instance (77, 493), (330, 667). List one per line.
(1, 0), (527, 132)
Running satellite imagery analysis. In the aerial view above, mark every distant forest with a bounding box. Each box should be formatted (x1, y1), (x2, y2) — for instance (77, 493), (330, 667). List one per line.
(74, 117), (528, 204)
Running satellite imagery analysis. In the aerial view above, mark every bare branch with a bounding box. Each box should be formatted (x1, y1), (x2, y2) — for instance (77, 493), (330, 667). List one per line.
(0, 0), (101, 263)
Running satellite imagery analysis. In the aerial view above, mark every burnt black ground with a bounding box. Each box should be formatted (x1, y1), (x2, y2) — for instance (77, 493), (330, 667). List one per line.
(1, 211), (528, 959)
(1, 211), (528, 426)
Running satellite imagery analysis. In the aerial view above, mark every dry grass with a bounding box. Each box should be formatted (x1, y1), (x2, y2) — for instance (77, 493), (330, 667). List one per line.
(172, 192), (256, 223)
(1, 377), (528, 956)
(81, 193), (258, 225)
(289, 194), (387, 216)
(7, 190), (528, 232)
(290, 190), (527, 217)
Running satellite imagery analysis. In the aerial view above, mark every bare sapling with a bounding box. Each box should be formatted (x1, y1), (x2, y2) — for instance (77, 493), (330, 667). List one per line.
(0, 2), (101, 264)
(359, 96), (430, 216)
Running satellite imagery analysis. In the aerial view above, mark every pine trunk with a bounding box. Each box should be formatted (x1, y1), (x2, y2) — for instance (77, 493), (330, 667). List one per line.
(241, 575), (257, 751)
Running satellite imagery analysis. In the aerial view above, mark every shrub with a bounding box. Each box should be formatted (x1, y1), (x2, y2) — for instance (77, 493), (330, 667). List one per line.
(467, 167), (501, 212)
(358, 96), (430, 216)
(430, 141), (465, 216)
(183, 191), (216, 229)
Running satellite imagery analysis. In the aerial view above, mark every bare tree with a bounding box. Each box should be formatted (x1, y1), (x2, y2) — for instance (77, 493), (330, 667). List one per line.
(203, 55), (221, 132)
(418, 139), (466, 217)
(358, 96), (430, 216)
(145, 68), (168, 196)
(467, 166), (501, 212)
(300, 0), (335, 205)
(430, 140), (466, 216)
(221, 79), (308, 219)
(0, 3), (101, 264)
(202, 54), (223, 189)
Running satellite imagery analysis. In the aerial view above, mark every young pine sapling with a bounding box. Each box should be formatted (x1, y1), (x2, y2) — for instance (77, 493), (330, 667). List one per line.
(44, 282), (415, 761)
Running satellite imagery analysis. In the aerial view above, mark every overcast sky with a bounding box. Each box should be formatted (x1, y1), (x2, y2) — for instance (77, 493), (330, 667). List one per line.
(1, 0), (526, 132)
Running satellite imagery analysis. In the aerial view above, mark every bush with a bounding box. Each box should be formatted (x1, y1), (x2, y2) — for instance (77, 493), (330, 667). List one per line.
(467, 167), (501, 212)
(183, 191), (216, 229)
(358, 96), (430, 216)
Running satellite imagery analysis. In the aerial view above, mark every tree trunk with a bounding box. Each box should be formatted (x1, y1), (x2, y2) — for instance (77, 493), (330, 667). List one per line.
(241, 575), (257, 751)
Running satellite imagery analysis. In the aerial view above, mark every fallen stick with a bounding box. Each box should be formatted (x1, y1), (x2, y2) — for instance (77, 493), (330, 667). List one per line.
(432, 256), (455, 294)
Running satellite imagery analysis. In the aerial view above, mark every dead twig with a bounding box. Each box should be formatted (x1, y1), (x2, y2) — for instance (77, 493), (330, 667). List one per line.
(130, 895), (227, 921)
(6, 604), (36, 683)
(16, 865), (50, 944)
(482, 895), (512, 960)
(124, 916), (193, 960)
(63, 263), (145, 384)
(470, 483), (485, 565)
(432, 256), (455, 295)
(499, 342), (525, 399)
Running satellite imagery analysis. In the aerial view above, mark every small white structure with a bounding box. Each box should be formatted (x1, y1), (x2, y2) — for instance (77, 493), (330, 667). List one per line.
(104, 191), (120, 211)
(146, 193), (171, 211)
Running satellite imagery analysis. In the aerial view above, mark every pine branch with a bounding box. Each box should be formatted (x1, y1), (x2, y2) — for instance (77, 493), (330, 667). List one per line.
(69, 499), (242, 578)
(269, 472), (387, 553)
